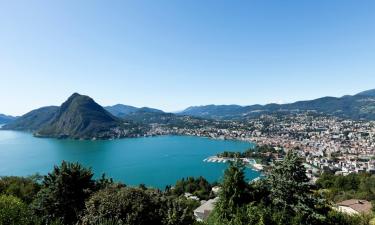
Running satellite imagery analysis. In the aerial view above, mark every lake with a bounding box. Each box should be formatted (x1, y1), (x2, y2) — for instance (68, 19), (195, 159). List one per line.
(0, 130), (260, 189)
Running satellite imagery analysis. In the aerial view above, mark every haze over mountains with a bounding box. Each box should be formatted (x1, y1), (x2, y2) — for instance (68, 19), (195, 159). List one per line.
(0, 114), (16, 124)
(2, 89), (375, 139)
(179, 89), (375, 120)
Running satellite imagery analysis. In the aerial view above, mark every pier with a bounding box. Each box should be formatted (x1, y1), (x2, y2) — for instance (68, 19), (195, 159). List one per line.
(203, 156), (263, 171)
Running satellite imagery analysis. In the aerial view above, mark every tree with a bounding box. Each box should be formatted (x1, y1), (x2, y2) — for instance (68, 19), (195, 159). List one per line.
(162, 197), (196, 225)
(215, 161), (249, 222)
(171, 176), (212, 200)
(0, 195), (32, 225)
(267, 151), (324, 224)
(82, 186), (163, 225)
(32, 161), (95, 225)
(0, 175), (42, 204)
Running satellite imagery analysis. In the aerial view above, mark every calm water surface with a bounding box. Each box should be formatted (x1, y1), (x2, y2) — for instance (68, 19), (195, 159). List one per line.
(0, 130), (260, 189)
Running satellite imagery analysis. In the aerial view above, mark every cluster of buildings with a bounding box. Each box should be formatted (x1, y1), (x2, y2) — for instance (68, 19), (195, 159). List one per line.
(168, 113), (375, 220)
(245, 114), (375, 177)
(148, 113), (375, 178)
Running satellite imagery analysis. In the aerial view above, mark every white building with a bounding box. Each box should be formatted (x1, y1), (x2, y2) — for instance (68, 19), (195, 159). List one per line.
(193, 197), (219, 221)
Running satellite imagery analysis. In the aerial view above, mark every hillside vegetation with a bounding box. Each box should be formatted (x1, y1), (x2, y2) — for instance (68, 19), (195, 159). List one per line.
(0, 152), (372, 225)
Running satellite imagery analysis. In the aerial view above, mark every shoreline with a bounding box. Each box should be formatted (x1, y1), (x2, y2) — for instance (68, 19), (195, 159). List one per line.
(1, 128), (258, 144)
(203, 155), (264, 172)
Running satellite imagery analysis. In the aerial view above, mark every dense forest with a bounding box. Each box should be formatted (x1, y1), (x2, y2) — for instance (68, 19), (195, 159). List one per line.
(0, 151), (373, 225)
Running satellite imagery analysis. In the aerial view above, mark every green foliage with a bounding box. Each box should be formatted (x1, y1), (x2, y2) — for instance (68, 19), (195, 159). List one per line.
(95, 173), (116, 190)
(82, 184), (197, 225)
(215, 161), (250, 222)
(325, 210), (373, 225)
(0, 195), (32, 225)
(217, 145), (284, 165)
(162, 197), (197, 225)
(32, 161), (95, 225)
(267, 151), (325, 224)
(0, 175), (41, 204)
(170, 176), (213, 200)
(207, 152), (334, 225)
(82, 186), (163, 225)
(316, 172), (375, 202)
(1, 159), (373, 225)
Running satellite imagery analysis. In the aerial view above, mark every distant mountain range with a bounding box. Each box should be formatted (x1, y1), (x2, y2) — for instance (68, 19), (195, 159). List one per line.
(179, 89), (375, 120)
(2, 93), (207, 139)
(105, 105), (164, 118)
(0, 114), (17, 124)
(2, 89), (375, 139)
(105, 104), (211, 128)
(2, 107), (59, 130)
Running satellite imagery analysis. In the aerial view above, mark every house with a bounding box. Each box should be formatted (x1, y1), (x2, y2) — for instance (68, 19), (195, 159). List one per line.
(193, 197), (219, 221)
(336, 199), (372, 215)
(184, 192), (200, 201)
(211, 186), (221, 195)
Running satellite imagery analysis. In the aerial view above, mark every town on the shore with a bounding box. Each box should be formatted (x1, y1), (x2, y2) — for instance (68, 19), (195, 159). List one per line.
(144, 112), (375, 183)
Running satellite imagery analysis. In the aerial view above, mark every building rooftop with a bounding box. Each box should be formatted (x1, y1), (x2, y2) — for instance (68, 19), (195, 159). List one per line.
(193, 197), (219, 221)
(337, 199), (372, 214)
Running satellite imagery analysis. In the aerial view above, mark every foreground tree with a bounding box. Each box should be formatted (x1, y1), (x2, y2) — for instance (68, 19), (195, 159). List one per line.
(82, 184), (197, 225)
(32, 161), (95, 224)
(214, 161), (250, 223)
(171, 176), (213, 200)
(82, 185), (163, 225)
(0, 195), (32, 225)
(161, 197), (197, 225)
(267, 151), (325, 224)
(0, 175), (42, 204)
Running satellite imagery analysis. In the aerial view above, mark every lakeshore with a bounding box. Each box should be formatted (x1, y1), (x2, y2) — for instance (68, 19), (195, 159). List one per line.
(0, 131), (260, 189)
(203, 156), (264, 171)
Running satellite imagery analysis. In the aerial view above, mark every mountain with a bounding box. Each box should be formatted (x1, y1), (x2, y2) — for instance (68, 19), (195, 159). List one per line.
(0, 114), (17, 124)
(356, 89), (375, 97)
(179, 89), (375, 120)
(180, 105), (245, 120)
(124, 108), (181, 125)
(2, 106), (59, 131)
(36, 93), (143, 139)
(105, 104), (138, 118)
(3, 93), (146, 139)
(105, 104), (163, 118)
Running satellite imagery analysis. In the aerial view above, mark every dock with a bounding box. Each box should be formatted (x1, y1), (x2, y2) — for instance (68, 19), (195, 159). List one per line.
(203, 156), (263, 171)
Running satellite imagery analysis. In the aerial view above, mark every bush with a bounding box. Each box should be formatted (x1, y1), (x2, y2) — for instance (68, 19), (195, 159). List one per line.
(32, 161), (95, 224)
(82, 186), (163, 225)
(316, 172), (375, 202)
(325, 210), (373, 225)
(0, 195), (32, 225)
(171, 176), (212, 200)
(0, 175), (41, 204)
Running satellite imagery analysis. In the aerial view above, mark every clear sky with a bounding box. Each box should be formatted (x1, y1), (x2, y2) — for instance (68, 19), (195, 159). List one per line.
(1, 0), (375, 116)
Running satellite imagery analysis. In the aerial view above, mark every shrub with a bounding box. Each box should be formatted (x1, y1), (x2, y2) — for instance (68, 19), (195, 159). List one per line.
(0, 195), (31, 225)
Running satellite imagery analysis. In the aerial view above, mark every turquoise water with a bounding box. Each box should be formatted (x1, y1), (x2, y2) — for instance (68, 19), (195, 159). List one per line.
(0, 130), (260, 189)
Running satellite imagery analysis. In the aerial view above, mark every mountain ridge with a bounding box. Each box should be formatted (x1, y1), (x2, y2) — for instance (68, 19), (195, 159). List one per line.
(105, 104), (164, 118)
(0, 114), (17, 124)
(2, 106), (59, 131)
(3, 93), (147, 139)
(179, 89), (375, 120)
(3, 89), (375, 139)
(36, 93), (122, 139)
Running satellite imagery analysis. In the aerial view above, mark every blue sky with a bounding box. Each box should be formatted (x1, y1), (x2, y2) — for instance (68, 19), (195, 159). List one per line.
(1, 0), (375, 115)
